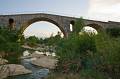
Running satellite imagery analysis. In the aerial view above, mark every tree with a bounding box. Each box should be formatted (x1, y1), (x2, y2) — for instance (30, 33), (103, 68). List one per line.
(26, 36), (39, 47)
(73, 17), (85, 34)
(0, 27), (23, 63)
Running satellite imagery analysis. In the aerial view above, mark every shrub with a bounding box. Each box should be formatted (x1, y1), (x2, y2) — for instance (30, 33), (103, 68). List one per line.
(106, 27), (120, 37)
(73, 17), (85, 34)
(25, 36), (39, 47)
(55, 18), (120, 78)
(43, 34), (61, 46)
(79, 69), (107, 79)
(56, 33), (96, 73)
(0, 27), (23, 63)
(56, 18), (97, 73)
(94, 32), (120, 78)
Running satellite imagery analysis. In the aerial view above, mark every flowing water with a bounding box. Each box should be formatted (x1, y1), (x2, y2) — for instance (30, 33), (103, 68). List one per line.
(6, 58), (49, 79)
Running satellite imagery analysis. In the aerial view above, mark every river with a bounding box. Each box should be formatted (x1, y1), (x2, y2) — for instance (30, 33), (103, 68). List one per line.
(6, 58), (49, 79)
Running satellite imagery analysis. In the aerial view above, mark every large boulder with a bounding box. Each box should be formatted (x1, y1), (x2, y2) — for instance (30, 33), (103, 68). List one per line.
(20, 51), (45, 59)
(31, 56), (58, 69)
(23, 50), (30, 57)
(0, 58), (8, 65)
(31, 52), (45, 58)
(0, 64), (32, 79)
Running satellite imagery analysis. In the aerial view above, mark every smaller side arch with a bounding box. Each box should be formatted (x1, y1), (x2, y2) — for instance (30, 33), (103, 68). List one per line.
(69, 20), (75, 32)
(70, 20), (75, 26)
(86, 23), (103, 31)
(8, 18), (15, 30)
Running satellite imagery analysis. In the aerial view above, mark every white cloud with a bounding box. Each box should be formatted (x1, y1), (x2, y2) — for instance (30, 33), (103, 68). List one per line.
(88, 0), (120, 22)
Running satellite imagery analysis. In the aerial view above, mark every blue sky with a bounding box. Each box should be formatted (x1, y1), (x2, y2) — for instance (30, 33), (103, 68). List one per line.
(0, 0), (89, 17)
(0, 0), (120, 37)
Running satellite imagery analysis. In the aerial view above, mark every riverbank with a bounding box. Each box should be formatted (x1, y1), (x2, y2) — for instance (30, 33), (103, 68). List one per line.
(45, 73), (82, 79)
(3, 49), (57, 79)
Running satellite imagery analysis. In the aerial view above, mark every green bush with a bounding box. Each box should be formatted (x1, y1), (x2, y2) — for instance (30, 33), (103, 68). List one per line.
(73, 17), (85, 34)
(56, 34), (96, 73)
(25, 36), (40, 47)
(55, 18), (120, 78)
(106, 27), (120, 37)
(94, 32), (120, 78)
(0, 27), (23, 63)
(79, 69), (107, 79)
(43, 34), (61, 46)
(56, 18), (96, 73)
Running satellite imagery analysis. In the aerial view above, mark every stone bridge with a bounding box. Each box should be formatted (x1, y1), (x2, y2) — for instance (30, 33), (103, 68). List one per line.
(0, 13), (120, 37)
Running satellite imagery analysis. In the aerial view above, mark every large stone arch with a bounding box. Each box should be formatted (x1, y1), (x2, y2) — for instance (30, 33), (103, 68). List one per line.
(20, 17), (67, 37)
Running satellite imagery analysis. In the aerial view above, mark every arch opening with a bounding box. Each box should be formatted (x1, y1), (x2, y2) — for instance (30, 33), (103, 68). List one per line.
(86, 23), (103, 31)
(80, 26), (98, 35)
(23, 21), (64, 38)
(21, 17), (66, 38)
(70, 21), (75, 32)
(9, 18), (14, 24)
(70, 24), (73, 32)
(8, 18), (15, 30)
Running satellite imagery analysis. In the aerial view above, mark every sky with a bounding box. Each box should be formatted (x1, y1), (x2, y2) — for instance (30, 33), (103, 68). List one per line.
(0, 0), (120, 37)
(23, 21), (63, 38)
(89, 0), (120, 21)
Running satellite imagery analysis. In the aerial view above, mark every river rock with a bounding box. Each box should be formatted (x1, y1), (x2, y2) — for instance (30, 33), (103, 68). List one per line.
(31, 52), (45, 58)
(34, 51), (44, 55)
(0, 64), (32, 79)
(0, 58), (8, 65)
(23, 50), (31, 57)
(51, 52), (56, 57)
(45, 52), (51, 56)
(31, 56), (58, 69)
(20, 51), (45, 59)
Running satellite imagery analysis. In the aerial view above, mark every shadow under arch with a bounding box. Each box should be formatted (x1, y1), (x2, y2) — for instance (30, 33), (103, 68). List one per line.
(20, 17), (66, 37)
(86, 23), (103, 31)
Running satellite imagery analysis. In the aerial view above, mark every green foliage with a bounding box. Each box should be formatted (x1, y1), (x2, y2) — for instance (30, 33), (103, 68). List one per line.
(25, 36), (40, 47)
(43, 34), (61, 46)
(106, 27), (120, 37)
(17, 34), (25, 44)
(79, 69), (107, 79)
(46, 72), (106, 79)
(56, 34), (96, 73)
(55, 18), (120, 78)
(73, 17), (85, 34)
(25, 33), (62, 47)
(94, 32), (120, 78)
(56, 18), (96, 73)
(0, 27), (23, 63)
(39, 38), (44, 44)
